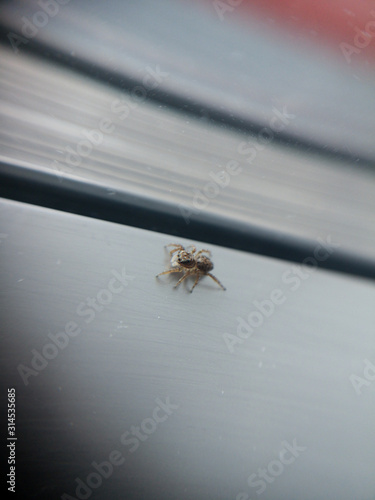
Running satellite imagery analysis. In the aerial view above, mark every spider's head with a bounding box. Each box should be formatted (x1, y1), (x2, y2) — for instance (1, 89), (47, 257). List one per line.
(176, 250), (195, 269)
(196, 255), (213, 273)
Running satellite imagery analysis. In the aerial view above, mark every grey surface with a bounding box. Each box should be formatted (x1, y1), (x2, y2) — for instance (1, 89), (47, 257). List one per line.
(1, 198), (375, 499)
(2, 0), (375, 160)
(1, 45), (375, 270)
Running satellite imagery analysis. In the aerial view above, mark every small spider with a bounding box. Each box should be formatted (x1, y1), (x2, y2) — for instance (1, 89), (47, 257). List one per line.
(156, 243), (226, 293)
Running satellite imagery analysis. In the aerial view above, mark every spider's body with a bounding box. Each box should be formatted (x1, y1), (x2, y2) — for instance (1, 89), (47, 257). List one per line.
(156, 244), (226, 293)
(170, 249), (195, 269)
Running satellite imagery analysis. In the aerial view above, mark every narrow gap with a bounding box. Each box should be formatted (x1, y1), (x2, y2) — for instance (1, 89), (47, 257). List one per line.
(1, 161), (374, 281)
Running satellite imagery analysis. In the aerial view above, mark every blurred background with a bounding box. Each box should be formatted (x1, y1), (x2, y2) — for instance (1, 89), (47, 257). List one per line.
(1, 0), (375, 272)
(1, 1), (375, 499)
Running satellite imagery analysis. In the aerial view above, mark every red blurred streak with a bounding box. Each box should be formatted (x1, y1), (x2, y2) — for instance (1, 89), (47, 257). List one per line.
(197, 0), (375, 65)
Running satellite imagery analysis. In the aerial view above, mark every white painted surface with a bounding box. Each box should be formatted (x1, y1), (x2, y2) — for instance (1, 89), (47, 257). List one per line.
(1, 199), (374, 499)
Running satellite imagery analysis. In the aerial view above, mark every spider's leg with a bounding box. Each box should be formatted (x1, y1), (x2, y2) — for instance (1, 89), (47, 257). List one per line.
(185, 245), (196, 255)
(165, 244), (182, 249)
(195, 249), (211, 257)
(207, 273), (226, 290)
(190, 274), (201, 293)
(164, 243), (184, 250)
(156, 268), (182, 278)
(165, 244), (184, 256)
(174, 271), (191, 288)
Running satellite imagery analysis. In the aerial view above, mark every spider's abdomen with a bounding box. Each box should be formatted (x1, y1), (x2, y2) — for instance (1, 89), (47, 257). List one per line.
(196, 255), (213, 273)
